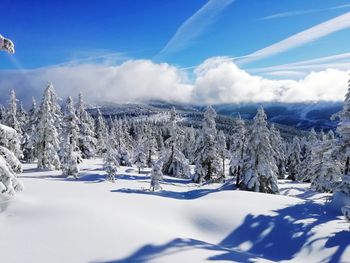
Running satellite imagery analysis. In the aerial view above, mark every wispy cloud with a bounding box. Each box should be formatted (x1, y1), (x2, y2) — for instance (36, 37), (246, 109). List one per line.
(259, 4), (350, 20)
(237, 12), (350, 65)
(154, 0), (234, 59)
(250, 52), (350, 76)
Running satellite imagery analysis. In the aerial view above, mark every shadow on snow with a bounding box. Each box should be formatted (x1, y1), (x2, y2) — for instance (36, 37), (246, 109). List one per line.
(93, 200), (350, 262)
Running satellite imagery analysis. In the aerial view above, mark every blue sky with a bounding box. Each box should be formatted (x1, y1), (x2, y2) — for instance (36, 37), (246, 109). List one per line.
(1, 0), (350, 70)
(1, 0), (350, 104)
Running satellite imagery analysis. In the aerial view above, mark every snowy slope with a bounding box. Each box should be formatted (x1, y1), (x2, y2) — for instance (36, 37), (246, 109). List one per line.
(0, 159), (349, 263)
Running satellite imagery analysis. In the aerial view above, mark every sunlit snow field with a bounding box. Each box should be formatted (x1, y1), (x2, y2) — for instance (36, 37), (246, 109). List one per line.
(1, 159), (349, 263)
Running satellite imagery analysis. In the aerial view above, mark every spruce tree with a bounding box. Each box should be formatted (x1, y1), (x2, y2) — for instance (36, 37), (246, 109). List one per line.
(193, 106), (222, 183)
(36, 84), (61, 170)
(76, 93), (96, 159)
(95, 108), (108, 156)
(229, 116), (246, 186)
(60, 97), (81, 178)
(161, 108), (191, 178)
(240, 107), (279, 194)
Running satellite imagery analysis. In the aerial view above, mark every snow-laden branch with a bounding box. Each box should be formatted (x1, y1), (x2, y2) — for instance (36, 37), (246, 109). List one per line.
(0, 34), (15, 54)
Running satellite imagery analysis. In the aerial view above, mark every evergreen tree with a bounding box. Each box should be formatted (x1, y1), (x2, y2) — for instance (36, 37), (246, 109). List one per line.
(270, 124), (286, 179)
(297, 128), (318, 182)
(76, 93), (96, 159)
(161, 108), (191, 178)
(150, 161), (163, 191)
(217, 130), (228, 178)
(95, 108), (108, 156)
(60, 97), (81, 178)
(143, 122), (157, 167)
(193, 106), (222, 183)
(22, 97), (38, 162)
(103, 136), (119, 183)
(310, 131), (341, 193)
(0, 124), (23, 197)
(229, 116), (246, 186)
(240, 107), (279, 194)
(5, 89), (21, 134)
(36, 84), (61, 170)
(132, 143), (147, 174)
(287, 136), (302, 181)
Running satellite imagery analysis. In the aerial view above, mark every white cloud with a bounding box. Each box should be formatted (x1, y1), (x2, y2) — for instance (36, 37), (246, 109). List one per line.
(259, 4), (350, 20)
(191, 57), (349, 103)
(155, 0), (234, 58)
(0, 60), (193, 105)
(238, 12), (350, 65)
(0, 57), (348, 106)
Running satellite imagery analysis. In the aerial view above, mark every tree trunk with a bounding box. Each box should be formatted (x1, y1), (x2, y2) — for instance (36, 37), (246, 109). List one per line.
(345, 156), (350, 175)
(236, 166), (240, 187)
(138, 167), (141, 174)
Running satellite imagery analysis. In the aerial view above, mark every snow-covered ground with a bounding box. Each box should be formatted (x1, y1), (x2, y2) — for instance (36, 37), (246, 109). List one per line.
(1, 159), (349, 263)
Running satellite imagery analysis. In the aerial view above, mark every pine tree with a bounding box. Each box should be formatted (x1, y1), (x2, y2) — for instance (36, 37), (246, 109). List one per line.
(150, 160), (163, 191)
(0, 124), (23, 197)
(36, 84), (61, 170)
(161, 108), (191, 178)
(142, 122), (157, 167)
(240, 107), (279, 194)
(310, 131), (341, 193)
(22, 97), (38, 162)
(103, 136), (119, 183)
(217, 130), (228, 178)
(76, 93), (96, 159)
(95, 108), (108, 156)
(5, 89), (21, 135)
(60, 97), (81, 178)
(229, 116), (246, 186)
(132, 143), (147, 174)
(297, 128), (318, 182)
(182, 126), (196, 165)
(270, 124), (286, 179)
(287, 136), (302, 181)
(193, 106), (222, 183)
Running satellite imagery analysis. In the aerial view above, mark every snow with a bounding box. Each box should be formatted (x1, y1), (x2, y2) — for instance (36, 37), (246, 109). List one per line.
(1, 159), (349, 263)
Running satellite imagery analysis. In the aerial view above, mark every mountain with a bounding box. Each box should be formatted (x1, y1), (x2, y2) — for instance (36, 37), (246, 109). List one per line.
(90, 101), (342, 132)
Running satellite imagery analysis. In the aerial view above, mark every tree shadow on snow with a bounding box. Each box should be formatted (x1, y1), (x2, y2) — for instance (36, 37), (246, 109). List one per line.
(92, 238), (265, 263)
(96, 200), (349, 262)
(111, 182), (233, 200)
(215, 201), (350, 262)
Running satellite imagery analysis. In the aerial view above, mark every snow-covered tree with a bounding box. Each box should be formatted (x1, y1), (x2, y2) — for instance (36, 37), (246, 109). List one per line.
(150, 160), (163, 191)
(132, 144), (147, 174)
(270, 124), (286, 179)
(217, 130), (228, 178)
(182, 126), (196, 164)
(310, 132), (341, 193)
(5, 90), (21, 135)
(0, 34), (15, 54)
(142, 122), (157, 167)
(76, 93), (96, 159)
(287, 136), (302, 181)
(297, 128), (318, 182)
(229, 116), (246, 186)
(95, 108), (108, 156)
(0, 124), (23, 197)
(0, 117), (22, 159)
(36, 84), (61, 170)
(22, 98), (38, 162)
(334, 77), (350, 195)
(193, 106), (222, 183)
(60, 97), (81, 178)
(240, 107), (279, 194)
(103, 136), (119, 183)
(161, 108), (191, 178)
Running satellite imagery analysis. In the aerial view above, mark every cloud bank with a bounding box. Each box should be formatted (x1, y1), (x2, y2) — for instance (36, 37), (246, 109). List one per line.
(0, 57), (348, 106)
